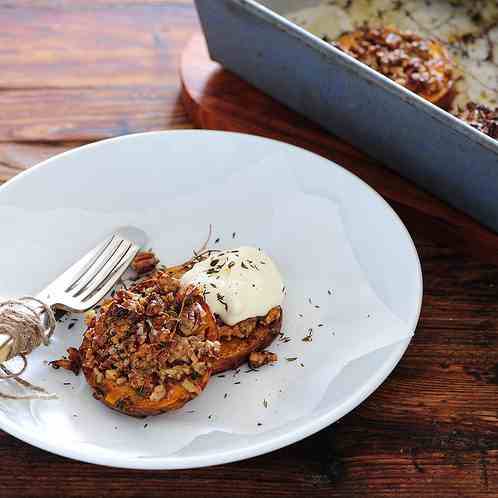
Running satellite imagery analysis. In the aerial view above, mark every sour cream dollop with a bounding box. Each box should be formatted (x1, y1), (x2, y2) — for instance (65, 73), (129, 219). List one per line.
(180, 246), (284, 326)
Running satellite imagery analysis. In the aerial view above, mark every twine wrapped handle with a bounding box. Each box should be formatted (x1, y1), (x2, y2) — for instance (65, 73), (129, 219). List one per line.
(0, 297), (57, 400)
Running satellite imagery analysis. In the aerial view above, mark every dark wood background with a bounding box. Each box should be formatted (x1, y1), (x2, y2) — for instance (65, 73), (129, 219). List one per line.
(1, 1), (498, 497)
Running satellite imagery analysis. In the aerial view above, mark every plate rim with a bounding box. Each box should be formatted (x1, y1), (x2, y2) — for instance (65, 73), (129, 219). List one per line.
(0, 130), (423, 469)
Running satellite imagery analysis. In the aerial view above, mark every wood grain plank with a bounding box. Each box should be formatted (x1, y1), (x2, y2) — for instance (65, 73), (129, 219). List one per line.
(0, 0), (192, 6)
(0, 87), (190, 142)
(0, 142), (80, 181)
(0, 3), (197, 88)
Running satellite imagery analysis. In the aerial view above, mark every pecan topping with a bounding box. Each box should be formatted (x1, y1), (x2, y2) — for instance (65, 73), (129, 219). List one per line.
(218, 306), (281, 339)
(131, 251), (158, 275)
(80, 271), (220, 400)
(334, 27), (453, 104)
(455, 102), (497, 140)
(248, 350), (278, 369)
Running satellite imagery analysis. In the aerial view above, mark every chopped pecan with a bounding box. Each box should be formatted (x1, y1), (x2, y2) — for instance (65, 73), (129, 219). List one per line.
(49, 347), (82, 375)
(219, 317), (257, 339)
(149, 384), (166, 401)
(261, 306), (281, 326)
(455, 102), (497, 140)
(248, 350), (277, 369)
(131, 251), (158, 275)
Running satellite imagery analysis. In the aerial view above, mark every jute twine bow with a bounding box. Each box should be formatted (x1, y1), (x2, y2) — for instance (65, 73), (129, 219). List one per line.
(0, 297), (57, 400)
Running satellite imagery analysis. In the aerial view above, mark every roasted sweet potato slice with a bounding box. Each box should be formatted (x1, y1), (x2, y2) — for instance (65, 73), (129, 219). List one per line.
(212, 309), (282, 374)
(163, 254), (282, 374)
(79, 272), (219, 417)
(335, 27), (454, 106)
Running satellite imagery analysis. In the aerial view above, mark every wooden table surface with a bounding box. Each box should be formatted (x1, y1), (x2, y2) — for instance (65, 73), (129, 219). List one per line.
(1, 1), (498, 497)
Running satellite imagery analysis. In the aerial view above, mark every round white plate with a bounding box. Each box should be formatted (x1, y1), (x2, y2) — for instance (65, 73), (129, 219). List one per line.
(0, 131), (422, 469)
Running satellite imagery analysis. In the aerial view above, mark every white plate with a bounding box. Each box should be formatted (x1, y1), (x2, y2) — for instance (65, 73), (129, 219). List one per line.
(0, 131), (422, 469)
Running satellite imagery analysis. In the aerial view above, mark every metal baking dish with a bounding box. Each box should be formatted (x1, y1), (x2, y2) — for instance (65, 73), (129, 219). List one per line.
(194, 0), (498, 232)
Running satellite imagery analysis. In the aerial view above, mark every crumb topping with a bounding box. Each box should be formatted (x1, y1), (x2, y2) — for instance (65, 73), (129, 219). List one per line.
(217, 306), (281, 340)
(248, 350), (278, 369)
(80, 272), (219, 401)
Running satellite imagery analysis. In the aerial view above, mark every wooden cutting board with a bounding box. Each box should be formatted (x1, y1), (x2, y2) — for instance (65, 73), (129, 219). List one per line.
(181, 32), (498, 265)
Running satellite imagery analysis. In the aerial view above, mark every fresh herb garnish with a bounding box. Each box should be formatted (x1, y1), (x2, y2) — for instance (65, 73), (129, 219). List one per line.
(216, 293), (228, 311)
(115, 398), (127, 411)
(302, 329), (313, 342)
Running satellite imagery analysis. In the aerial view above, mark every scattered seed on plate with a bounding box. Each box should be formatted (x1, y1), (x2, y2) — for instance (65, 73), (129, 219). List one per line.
(302, 329), (313, 342)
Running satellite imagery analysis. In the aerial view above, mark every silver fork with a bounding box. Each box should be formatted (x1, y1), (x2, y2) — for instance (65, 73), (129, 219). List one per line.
(0, 227), (146, 362)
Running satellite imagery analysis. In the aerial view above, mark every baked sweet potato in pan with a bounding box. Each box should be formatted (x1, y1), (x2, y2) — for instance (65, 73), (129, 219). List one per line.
(335, 27), (454, 106)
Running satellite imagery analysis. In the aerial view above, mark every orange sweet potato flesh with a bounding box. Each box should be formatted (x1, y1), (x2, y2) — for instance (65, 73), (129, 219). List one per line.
(82, 360), (210, 418)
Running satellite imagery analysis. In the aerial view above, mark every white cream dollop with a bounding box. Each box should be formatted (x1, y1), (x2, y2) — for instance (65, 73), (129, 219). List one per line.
(180, 246), (284, 326)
